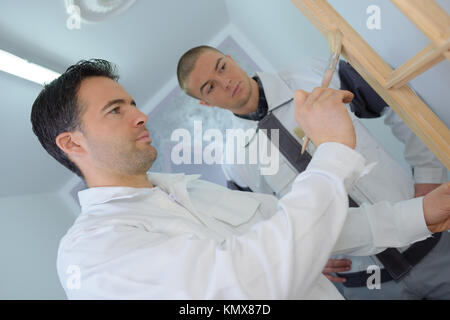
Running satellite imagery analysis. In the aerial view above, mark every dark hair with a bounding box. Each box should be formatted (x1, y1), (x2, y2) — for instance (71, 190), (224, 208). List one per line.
(30, 59), (119, 178)
(176, 45), (223, 98)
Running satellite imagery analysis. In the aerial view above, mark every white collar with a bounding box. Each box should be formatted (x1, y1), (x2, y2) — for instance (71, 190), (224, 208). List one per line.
(255, 71), (293, 112)
(77, 172), (201, 208)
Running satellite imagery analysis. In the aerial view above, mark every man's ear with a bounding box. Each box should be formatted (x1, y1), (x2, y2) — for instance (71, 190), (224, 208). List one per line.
(199, 100), (213, 107)
(225, 54), (233, 61)
(55, 131), (86, 158)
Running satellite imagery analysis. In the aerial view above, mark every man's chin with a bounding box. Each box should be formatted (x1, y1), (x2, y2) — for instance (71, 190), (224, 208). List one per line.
(144, 147), (158, 170)
(233, 89), (252, 111)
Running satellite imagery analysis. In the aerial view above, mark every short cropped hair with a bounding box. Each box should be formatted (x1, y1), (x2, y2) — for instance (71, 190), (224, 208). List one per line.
(30, 59), (119, 178)
(177, 45), (223, 98)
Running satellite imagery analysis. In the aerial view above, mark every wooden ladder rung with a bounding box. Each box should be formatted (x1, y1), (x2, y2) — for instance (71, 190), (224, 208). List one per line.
(386, 41), (450, 89)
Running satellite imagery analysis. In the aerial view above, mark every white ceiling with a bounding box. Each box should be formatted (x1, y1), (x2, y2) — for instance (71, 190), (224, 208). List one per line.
(0, 0), (230, 197)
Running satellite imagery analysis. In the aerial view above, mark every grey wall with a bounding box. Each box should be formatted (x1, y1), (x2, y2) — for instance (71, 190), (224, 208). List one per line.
(0, 71), (72, 198)
(225, 0), (329, 70)
(0, 192), (75, 299)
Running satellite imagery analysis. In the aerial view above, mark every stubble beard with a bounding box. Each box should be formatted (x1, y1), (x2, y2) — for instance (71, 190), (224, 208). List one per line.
(91, 139), (158, 176)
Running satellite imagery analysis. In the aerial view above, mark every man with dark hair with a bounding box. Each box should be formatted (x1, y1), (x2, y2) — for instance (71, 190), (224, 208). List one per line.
(31, 59), (450, 299)
(31, 60), (120, 178)
(31, 59), (155, 188)
(177, 46), (450, 299)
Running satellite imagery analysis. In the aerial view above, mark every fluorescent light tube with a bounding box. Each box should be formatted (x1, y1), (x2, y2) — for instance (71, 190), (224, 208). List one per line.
(0, 49), (61, 85)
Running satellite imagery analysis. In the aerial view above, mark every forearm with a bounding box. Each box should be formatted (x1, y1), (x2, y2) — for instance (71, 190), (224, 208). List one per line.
(332, 197), (432, 256)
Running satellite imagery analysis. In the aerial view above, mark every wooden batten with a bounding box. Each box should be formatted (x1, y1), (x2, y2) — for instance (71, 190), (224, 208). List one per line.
(386, 42), (449, 89)
(290, 0), (450, 169)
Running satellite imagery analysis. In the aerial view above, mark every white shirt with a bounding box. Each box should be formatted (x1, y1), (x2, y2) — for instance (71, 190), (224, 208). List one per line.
(221, 58), (447, 272)
(57, 143), (430, 299)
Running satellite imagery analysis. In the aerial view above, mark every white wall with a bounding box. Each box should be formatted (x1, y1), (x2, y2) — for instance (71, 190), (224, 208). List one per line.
(225, 0), (329, 70)
(0, 192), (75, 299)
(225, 0), (449, 176)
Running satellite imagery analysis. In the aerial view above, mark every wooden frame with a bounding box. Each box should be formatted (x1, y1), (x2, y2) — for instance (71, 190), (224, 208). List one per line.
(291, 0), (450, 169)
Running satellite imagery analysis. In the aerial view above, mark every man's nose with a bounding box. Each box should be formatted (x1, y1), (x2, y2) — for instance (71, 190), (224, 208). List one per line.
(133, 108), (148, 127)
(219, 78), (232, 90)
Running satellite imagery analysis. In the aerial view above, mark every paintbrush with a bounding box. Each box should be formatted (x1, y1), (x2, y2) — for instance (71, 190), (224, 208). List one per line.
(299, 29), (343, 155)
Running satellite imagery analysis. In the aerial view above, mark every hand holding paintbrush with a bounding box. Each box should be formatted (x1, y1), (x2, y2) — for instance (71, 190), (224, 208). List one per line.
(300, 30), (343, 155)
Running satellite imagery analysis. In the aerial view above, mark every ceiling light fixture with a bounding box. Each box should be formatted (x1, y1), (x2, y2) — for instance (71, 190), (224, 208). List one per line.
(0, 49), (60, 86)
(65, 0), (136, 23)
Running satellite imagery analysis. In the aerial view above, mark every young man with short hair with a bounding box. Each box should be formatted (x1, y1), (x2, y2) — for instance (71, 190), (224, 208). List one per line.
(177, 46), (450, 299)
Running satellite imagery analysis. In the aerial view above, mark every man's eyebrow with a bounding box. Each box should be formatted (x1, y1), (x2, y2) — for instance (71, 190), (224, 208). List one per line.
(200, 57), (224, 96)
(200, 81), (210, 96)
(101, 99), (135, 113)
(214, 57), (223, 72)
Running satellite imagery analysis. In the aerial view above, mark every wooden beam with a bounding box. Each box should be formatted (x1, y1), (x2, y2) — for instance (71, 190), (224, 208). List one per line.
(390, 0), (450, 47)
(290, 0), (450, 169)
(386, 41), (449, 89)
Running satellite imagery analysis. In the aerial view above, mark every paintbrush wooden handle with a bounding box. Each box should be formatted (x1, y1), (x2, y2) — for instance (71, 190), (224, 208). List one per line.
(301, 30), (343, 155)
(301, 137), (309, 154)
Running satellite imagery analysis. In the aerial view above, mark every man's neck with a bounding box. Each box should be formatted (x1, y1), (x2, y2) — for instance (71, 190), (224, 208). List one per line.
(233, 78), (260, 115)
(85, 170), (154, 189)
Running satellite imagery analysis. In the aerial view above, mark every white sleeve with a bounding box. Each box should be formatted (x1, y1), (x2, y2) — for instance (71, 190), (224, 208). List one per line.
(71, 143), (366, 299)
(333, 197), (431, 256)
(383, 108), (447, 184)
